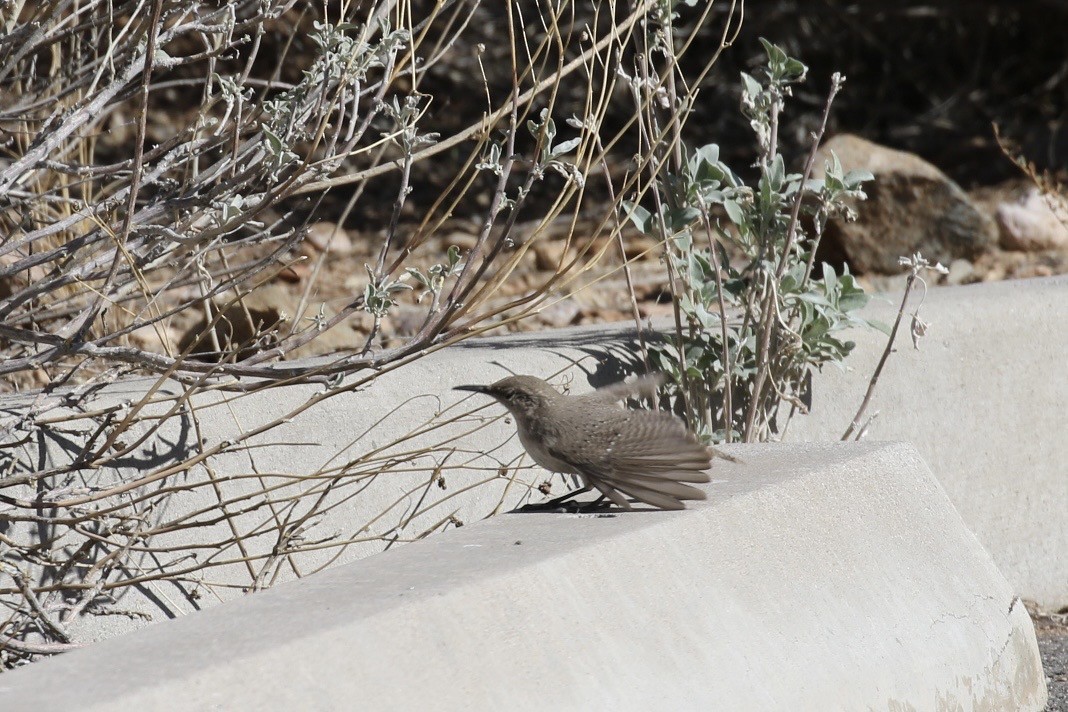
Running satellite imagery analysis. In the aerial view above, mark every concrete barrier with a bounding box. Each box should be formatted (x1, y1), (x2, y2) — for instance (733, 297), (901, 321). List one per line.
(786, 275), (1068, 609)
(1, 276), (1064, 650)
(0, 442), (1047, 711)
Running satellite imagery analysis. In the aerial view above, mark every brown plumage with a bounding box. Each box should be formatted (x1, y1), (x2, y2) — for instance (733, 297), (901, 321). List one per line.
(455, 374), (716, 510)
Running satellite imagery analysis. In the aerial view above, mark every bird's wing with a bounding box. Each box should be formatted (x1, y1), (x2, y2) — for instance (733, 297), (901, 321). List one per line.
(601, 411), (712, 480)
(546, 409), (712, 510)
(577, 373), (665, 406)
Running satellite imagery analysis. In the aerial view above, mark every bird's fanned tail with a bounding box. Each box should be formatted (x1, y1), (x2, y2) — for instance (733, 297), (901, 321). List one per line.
(602, 475), (706, 511)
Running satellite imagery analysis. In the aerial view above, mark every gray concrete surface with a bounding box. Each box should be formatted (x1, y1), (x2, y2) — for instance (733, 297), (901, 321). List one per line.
(0, 442), (1048, 711)
(1, 275), (1064, 648)
(785, 275), (1068, 611)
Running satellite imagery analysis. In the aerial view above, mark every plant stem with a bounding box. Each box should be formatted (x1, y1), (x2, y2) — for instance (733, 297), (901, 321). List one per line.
(841, 273), (916, 440)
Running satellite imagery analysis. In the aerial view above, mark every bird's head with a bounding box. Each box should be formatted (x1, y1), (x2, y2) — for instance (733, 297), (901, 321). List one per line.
(454, 375), (561, 418)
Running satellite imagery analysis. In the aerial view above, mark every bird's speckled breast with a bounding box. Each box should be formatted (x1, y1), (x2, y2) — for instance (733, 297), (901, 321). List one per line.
(516, 424), (577, 475)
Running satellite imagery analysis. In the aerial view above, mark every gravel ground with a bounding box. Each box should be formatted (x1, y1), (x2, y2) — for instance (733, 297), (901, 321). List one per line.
(1040, 633), (1068, 711)
(1034, 609), (1068, 711)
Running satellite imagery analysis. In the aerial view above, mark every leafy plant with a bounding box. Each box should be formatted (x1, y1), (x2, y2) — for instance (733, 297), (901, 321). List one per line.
(625, 39), (884, 443)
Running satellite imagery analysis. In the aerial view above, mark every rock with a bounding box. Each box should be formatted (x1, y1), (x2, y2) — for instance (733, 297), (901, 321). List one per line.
(275, 262), (307, 283)
(995, 188), (1068, 252)
(388, 305), (429, 337)
(589, 234), (661, 262)
(176, 285), (361, 361)
(533, 241), (568, 271)
(126, 322), (184, 355)
(441, 231), (478, 252)
(572, 307), (631, 325)
(944, 258), (975, 286)
(620, 234), (661, 262)
(304, 221), (354, 255)
(535, 300), (581, 328)
(178, 284), (295, 360)
(973, 248), (1068, 283)
(812, 134), (997, 274)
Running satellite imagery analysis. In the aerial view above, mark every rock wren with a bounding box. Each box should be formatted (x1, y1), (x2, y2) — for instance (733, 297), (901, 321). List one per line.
(455, 374), (714, 510)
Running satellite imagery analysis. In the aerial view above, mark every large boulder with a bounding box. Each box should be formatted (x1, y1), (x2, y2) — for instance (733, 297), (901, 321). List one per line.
(812, 134), (997, 273)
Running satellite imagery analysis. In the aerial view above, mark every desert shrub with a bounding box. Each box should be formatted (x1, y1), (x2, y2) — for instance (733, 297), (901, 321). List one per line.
(0, 0), (744, 666)
(622, 39), (880, 442)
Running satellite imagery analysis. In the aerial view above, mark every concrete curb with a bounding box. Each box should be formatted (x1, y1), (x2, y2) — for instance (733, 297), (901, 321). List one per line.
(1, 275), (1064, 648)
(0, 442), (1047, 711)
(786, 275), (1068, 609)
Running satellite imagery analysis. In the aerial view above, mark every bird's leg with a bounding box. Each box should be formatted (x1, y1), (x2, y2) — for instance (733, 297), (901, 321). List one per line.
(535, 485), (591, 510)
(524, 487), (616, 513)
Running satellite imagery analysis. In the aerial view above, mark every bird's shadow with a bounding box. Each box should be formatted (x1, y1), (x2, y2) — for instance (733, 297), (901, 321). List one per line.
(509, 499), (614, 516)
(508, 497), (671, 516)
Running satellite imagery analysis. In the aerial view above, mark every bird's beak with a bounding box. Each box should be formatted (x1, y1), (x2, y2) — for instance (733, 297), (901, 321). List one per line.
(454, 384), (490, 394)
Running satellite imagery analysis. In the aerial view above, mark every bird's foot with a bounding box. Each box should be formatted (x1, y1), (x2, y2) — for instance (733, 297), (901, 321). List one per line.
(522, 493), (611, 514)
(518, 487), (615, 513)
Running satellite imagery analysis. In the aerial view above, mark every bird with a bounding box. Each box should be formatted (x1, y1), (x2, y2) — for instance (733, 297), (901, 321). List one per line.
(454, 374), (720, 510)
